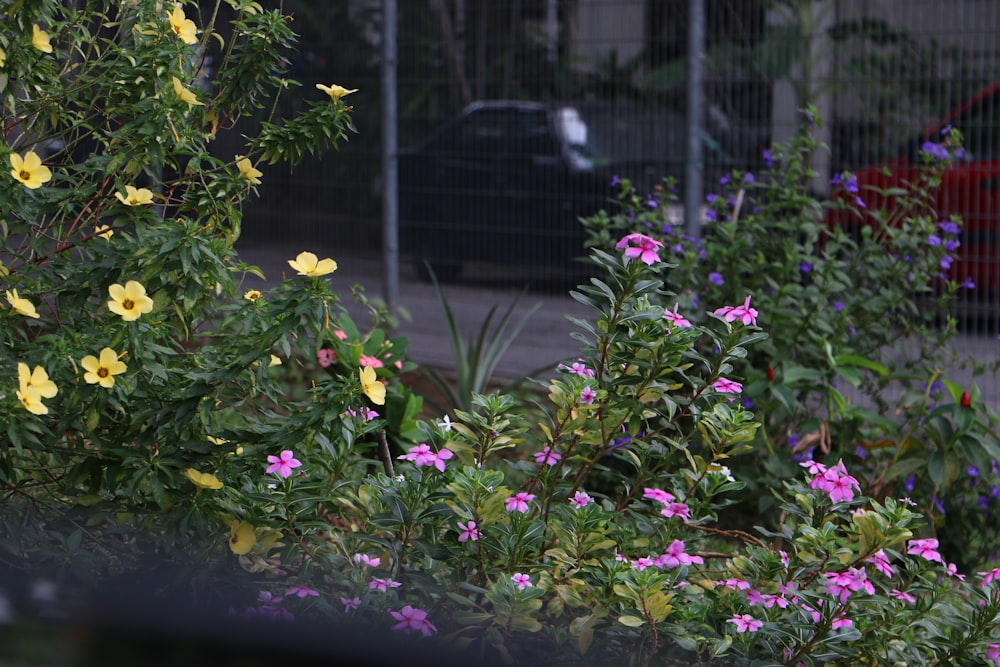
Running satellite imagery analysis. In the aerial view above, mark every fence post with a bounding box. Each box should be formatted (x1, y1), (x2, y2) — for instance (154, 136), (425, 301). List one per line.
(684, 0), (706, 238)
(381, 0), (399, 311)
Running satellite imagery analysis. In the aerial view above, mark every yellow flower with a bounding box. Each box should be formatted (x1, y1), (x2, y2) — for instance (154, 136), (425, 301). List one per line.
(236, 157), (262, 185)
(229, 520), (256, 555)
(107, 280), (154, 321)
(32, 25), (53, 53)
(0, 47), (6, 68)
(18, 363), (58, 399)
(316, 84), (358, 101)
(115, 185), (154, 206)
(168, 5), (198, 45)
(268, 354), (281, 367)
(9, 151), (53, 189)
(171, 76), (203, 106)
(16, 386), (48, 415)
(6, 289), (40, 318)
(95, 225), (114, 240)
(359, 366), (386, 405)
(243, 289), (261, 302)
(16, 362), (58, 414)
(80, 347), (128, 388)
(0, 260), (8, 276)
(288, 251), (337, 277)
(185, 468), (223, 490)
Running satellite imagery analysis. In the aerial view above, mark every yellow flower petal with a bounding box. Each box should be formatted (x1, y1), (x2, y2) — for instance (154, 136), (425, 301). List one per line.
(108, 280), (154, 321)
(95, 225), (114, 240)
(229, 520), (256, 555)
(236, 157), (262, 185)
(243, 289), (262, 302)
(81, 348), (127, 388)
(16, 386), (48, 415)
(360, 366), (386, 405)
(6, 289), (40, 318)
(115, 185), (154, 206)
(9, 151), (53, 189)
(287, 251), (337, 277)
(185, 468), (224, 490)
(32, 25), (53, 53)
(171, 76), (203, 106)
(168, 5), (198, 45)
(316, 83), (358, 101)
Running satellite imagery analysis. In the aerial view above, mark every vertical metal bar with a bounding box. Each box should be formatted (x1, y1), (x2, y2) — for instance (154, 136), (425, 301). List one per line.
(684, 0), (705, 238)
(546, 0), (558, 63)
(381, 0), (399, 311)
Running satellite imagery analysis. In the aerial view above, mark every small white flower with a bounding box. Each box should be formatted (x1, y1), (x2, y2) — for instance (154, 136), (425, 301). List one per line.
(708, 465), (736, 482)
(437, 415), (453, 432)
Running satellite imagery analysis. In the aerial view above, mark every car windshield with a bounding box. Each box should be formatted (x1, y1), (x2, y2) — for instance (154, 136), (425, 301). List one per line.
(554, 107), (597, 169)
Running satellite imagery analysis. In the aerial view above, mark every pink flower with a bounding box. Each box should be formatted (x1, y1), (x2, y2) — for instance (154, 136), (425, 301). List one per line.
(643, 487), (675, 505)
(266, 450), (302, 478)
(985, 643), (1000, 666)
(559, 360), (595, 377)
(979, 567), (1000, 585)
(398, 444), (453, 472)
(660, 501), (691, 521)
(533, 446), (562, 466)
(780, 551), (790, 568)
(390, 605), (437, 636)
(764, 594), (790, 609)
(824, 567), (874, 603)
(333, 329), (348, 340)
(726, 614), (763, 633)
(569, 491), (594, 508)
(865, 550), (895, 577)
(316, 348), (336, 367)
(341, 596), (361, 612)
(359, 354), (384, 368)
(344, 406), (379, 420)
(907, 538), (943, 563)
(505, 492), (536, 513)
(808, 460), (860, 503)
(353, 553), (381, 568)
(890, 589), (916, 604)
(663, 303), (692, 328)
(945, 562), (965, 580)
(632, 557), (657, 571)
(369, 578), (401, 593)
(831, 615), (853, 630)
(714, 295), (758, 326)
(579, 386), (597, 404)
(711, 377), (743, 394)
(457, 520), (480, 542)
(656, 540), (703, 568)
(511, 573), (532, 590)
(615, 233), (664, 265)
(286, 586), (320, 598)
(719, 578), (751, 591)
(745, 589), (767, 606)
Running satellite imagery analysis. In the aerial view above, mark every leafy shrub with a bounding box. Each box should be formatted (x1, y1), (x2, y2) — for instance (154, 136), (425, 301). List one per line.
(583, 110), (1000, 571)
(3, 4), (999, 666)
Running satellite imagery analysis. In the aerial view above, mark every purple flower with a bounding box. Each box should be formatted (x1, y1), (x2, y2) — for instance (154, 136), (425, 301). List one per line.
(844, 175), (859, 193)
(962, 277), (976, 289)
(609, 175), (621, 188)
(904, 474), (915, 494)
(743, 172), (755, 184)
(927, 234), (942, 247)
(799, 261), (813, 273)
(968, 465), (981, 478)
(645, 195), (659, 209)
(705, 209), (718, 222)
(708, 272), (724, 286)
(834, 300), (845, 312)
(266, 450), (302, 478)
(939, 221), (960, 235)
(720, 174), (730, 186)
(922, 141), (950, 160)
(762, 149), (774, 168)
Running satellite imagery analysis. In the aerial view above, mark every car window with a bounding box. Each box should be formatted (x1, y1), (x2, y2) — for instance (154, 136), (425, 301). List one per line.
(426, 109), (509, 154)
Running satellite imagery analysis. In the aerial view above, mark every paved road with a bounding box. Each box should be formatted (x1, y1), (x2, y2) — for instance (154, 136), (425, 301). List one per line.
(235, 240), (999, 410)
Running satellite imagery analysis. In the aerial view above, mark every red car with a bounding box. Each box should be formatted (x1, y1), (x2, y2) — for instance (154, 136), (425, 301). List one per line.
(839, 84), (1000, 292)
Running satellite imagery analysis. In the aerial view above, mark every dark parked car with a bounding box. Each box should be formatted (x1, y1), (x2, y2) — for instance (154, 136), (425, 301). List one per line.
(399, 101), (735, 282)
(840, 85), (1000, 293)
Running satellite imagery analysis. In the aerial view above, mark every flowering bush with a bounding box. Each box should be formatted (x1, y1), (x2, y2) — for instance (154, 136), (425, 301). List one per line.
(3, 4), (999, 666)
(583, 109), (1000, 571)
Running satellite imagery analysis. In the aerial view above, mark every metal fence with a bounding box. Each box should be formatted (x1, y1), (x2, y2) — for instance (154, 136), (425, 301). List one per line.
(237, 0), (1000, 342)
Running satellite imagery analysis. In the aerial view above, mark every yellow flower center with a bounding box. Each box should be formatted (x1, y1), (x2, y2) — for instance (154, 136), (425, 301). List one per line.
(19, 169), (30, 180)
(20, 395), (31, 409)
(128, 197), (140, 204)
(97, 367), (109, 378)
(122, 299), (135, 310)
